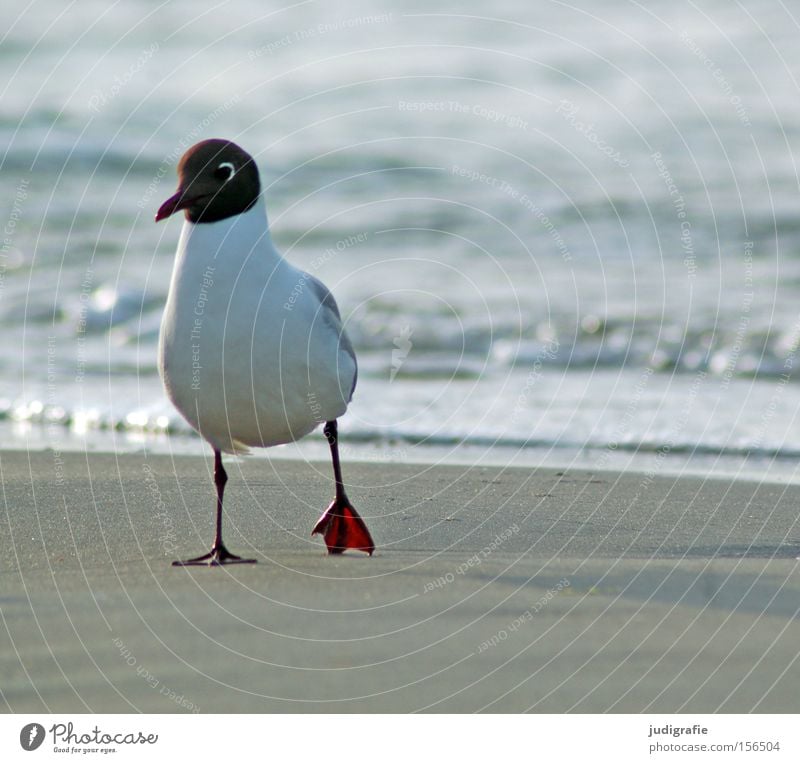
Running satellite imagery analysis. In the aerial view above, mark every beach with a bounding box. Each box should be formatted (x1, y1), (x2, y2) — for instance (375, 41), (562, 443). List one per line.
(3, 0), (800, 734)
(1, 449), (798, 713)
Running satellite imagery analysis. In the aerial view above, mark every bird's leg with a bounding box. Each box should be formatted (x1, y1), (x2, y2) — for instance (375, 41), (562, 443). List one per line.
(312, 420), (375, 555)
(173, 449), (257, 566)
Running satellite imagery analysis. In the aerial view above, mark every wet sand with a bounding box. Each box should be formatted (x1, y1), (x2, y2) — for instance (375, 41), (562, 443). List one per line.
(1, 449), (798, 712)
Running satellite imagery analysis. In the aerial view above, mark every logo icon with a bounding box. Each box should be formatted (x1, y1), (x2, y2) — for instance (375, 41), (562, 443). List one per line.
(390, 325), (413, 382)
(20, 723), (45, 751)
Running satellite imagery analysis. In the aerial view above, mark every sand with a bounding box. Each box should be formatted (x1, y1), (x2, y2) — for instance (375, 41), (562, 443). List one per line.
(1, 448), (799, 712)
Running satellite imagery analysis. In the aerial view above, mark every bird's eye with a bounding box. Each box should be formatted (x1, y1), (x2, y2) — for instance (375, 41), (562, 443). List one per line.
(214, 162), (235, 181)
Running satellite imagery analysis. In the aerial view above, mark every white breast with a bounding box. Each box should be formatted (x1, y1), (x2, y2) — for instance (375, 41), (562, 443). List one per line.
(158, 202), (356, 453)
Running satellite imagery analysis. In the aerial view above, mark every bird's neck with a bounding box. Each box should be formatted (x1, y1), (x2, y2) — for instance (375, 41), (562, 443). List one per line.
(176, 197), (282, 270)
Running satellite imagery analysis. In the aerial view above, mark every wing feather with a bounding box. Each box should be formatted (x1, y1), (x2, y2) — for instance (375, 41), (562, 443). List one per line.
(306, 274), (358, 400)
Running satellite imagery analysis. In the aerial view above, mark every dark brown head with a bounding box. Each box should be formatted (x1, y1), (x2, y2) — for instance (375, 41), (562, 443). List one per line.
(155, 139), (261, 224)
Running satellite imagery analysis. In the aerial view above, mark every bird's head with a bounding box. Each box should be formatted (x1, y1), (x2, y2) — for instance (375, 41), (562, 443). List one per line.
(155, 139), (261, 224)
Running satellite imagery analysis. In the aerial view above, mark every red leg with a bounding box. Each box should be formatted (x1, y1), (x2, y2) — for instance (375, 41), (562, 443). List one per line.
(312, 421), (375, 555)
(173, 450), (257, 566)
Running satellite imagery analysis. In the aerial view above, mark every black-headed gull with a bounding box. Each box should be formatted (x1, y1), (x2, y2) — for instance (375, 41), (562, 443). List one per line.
(155, 139), (375, 565)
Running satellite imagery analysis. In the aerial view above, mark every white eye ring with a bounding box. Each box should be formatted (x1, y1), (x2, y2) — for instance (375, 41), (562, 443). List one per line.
(217, 161), (236, 180)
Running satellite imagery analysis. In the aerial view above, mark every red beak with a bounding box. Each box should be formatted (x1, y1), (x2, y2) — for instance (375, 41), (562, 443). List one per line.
(155, 189), (200, 222)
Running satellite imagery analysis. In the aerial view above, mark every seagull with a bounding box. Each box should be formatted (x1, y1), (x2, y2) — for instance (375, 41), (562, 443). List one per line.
(155, 138), (375, 565)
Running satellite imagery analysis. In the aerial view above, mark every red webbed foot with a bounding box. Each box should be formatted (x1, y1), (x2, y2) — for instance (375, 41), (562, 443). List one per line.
(312, 497), (375, 555)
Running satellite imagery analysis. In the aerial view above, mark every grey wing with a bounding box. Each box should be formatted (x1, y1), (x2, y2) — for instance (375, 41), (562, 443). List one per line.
(306, 274), (358, 400)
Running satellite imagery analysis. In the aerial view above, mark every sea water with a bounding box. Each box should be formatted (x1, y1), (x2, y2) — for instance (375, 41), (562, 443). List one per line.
(2, 0), (800, 481)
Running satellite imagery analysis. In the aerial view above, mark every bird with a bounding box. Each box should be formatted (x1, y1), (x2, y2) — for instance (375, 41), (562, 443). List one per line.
(155, 138), (375, 565)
